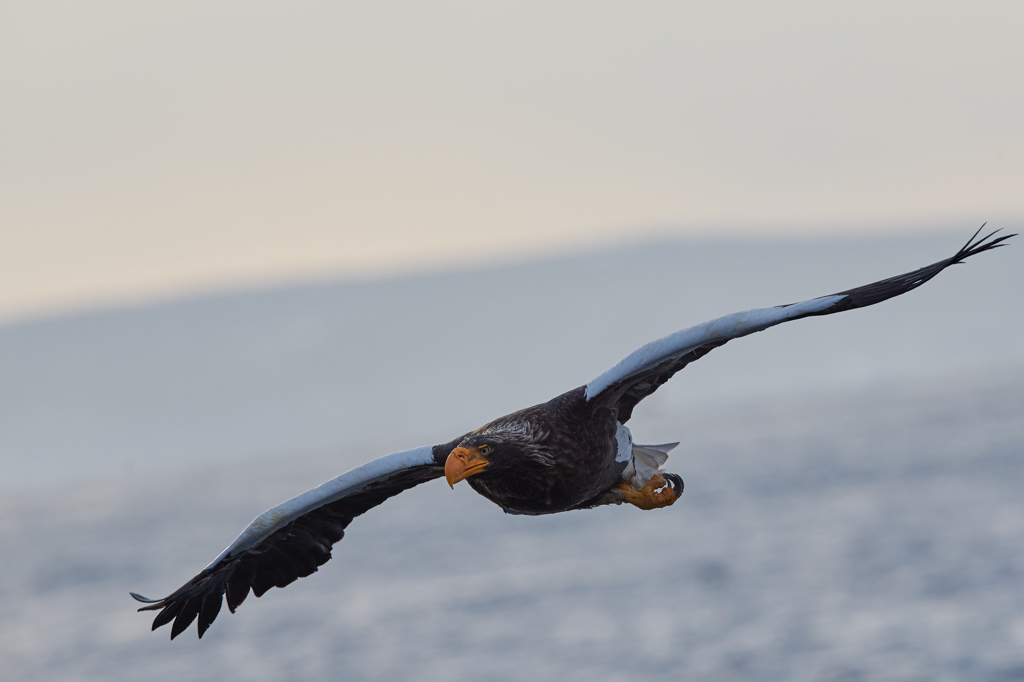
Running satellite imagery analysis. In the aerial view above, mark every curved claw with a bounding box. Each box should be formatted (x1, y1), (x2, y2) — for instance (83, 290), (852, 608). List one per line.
(663, 473), (684, 498)
(618, 473), (682, 510)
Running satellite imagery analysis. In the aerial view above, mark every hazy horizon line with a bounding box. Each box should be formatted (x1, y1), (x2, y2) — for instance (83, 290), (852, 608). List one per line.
(3, 218), (1015, 329)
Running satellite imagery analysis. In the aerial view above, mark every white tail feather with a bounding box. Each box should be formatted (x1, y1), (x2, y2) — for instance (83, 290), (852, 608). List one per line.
(623, 442), (679, 490)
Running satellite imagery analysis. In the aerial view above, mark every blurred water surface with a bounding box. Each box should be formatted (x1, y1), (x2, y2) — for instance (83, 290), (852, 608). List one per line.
(2, 375), (1023, 681)
(1, 234), (1022, 680)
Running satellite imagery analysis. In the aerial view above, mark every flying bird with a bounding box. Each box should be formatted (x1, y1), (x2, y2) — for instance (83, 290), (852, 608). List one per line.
(132, 228), (1013, 639)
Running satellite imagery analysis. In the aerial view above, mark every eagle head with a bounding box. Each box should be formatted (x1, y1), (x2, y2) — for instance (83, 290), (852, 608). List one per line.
(444, 422), (547, 488)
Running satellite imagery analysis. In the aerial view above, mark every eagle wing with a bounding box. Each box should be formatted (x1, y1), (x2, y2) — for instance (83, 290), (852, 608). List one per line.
(585, 227), (1014, 422)
(130, 443), (454, 639)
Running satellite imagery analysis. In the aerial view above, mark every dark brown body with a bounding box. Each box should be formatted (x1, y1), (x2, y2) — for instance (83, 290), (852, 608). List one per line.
(455, 387), (627, 515)
(134, 228), (1014, 640)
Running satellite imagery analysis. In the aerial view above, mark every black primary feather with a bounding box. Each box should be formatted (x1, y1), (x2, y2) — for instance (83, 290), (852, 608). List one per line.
(593, 226), (1015, 422)
(131, 228), (1013, 640)
(132, 463), (444, 639)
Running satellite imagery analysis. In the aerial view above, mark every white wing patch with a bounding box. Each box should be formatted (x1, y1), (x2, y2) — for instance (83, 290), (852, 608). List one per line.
(585, 294), (846, 401)
(616, 420), (679, 490)
(615, 422), (633, 463)
(205, 445), (435, 569)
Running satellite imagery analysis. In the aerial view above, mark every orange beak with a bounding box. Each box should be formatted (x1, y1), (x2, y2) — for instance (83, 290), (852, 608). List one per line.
(445, 446), (490, 488)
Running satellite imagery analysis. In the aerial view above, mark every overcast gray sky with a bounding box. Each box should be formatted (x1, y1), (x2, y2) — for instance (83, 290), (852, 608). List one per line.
(2, 1), (1022, 321)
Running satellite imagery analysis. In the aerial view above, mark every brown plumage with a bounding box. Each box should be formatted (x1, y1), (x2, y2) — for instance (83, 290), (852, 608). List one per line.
(132, 228), (1013, 639)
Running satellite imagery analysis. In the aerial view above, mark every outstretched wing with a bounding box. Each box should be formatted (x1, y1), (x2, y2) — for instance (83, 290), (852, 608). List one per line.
(131, 443), (456, 639)
(586, 227), (1014, 422)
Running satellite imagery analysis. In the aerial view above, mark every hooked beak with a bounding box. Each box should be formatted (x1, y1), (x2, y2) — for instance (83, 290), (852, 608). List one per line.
(445, 447), (490, 488)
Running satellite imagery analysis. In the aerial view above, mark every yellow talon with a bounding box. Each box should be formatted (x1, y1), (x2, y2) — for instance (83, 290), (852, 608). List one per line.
(619, 474), (678, 510)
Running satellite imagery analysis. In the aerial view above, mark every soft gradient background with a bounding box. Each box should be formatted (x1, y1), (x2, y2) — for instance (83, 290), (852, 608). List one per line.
(2, 1), (1023, 321)
(2, 2), (1023, 680)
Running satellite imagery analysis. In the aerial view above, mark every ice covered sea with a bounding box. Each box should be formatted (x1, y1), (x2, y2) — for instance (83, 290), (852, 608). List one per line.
(4, 373), (1023, 681)
(1, 233), (1022, 680)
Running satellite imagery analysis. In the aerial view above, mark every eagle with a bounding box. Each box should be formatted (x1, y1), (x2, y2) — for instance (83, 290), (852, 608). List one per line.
(132, 228), (1013, 639)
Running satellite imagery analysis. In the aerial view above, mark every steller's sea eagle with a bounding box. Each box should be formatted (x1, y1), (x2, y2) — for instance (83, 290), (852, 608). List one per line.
(131, 227), (1014, 639)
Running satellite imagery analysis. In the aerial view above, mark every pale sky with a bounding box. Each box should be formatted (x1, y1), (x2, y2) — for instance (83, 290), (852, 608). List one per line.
(2, 1), (1022, 323)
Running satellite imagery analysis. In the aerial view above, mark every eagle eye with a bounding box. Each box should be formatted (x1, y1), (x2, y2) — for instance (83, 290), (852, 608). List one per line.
(479, 445), (492, 456)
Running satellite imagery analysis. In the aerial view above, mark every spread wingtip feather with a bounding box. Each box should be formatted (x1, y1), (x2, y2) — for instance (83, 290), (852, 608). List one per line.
(129, 591), (161, 604)
(954, 225), (1016, 265)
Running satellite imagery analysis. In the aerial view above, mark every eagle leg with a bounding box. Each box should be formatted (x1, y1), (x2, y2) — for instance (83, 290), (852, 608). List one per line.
(617, 474), (681, 510)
